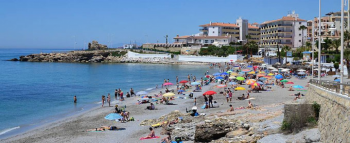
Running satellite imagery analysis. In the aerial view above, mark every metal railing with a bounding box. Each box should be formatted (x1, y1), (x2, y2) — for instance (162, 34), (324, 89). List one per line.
(309, 79), (350, 96)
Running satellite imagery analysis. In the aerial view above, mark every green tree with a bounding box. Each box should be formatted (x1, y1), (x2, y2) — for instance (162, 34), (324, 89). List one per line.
(305, 42), (312, 51)
(244, 35), (251, 56)
(330, 39), (341, 53)
(322, 37), (332, 52)
(299, 25), (307, 47)
(345, 30), (350, 48)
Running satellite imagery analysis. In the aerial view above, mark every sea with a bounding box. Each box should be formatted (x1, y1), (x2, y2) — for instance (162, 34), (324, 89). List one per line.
(0, 48), (215, 139)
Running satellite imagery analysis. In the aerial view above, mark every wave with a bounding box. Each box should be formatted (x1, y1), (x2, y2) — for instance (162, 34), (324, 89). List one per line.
(0, 126), (20, 136)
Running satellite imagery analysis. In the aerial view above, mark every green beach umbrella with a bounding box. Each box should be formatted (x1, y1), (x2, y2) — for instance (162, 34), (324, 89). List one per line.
(226, 70), (233, 73)
(203, 77), (208, 80)
(280, 79), (288, 82)
(236, 77), (245, 81)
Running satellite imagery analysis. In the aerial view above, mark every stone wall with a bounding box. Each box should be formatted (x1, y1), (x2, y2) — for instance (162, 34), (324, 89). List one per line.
(305, 84), (350, 142)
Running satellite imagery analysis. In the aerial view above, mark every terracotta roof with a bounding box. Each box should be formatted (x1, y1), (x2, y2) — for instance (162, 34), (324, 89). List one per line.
(252, 22), (258, 25)
(200, 22), (238, 27)
(262, 16), (306, 24)
(174, 35), (232, 39)
(174, 35), (191, 39)
(248, 24), (259, 29)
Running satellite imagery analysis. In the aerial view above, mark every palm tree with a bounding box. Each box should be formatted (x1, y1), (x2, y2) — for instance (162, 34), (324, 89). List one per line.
(245, 35), (251, 57)
(305, 42), (312, 51)
(330, 39), (341, 53)
(299, 25), (307, 47)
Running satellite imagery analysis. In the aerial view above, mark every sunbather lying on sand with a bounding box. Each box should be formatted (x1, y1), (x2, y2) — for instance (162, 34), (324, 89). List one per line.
(146, 127), (155, 138)
(161, 132), (172, 143)
(86, 126), (118, 131)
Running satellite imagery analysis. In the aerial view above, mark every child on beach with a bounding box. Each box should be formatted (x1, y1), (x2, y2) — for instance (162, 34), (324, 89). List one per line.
(102, 95), (105, 107)
(227, 104), (234, 112)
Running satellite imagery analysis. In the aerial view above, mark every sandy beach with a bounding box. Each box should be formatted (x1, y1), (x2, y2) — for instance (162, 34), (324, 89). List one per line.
(2, 64), (341, 143)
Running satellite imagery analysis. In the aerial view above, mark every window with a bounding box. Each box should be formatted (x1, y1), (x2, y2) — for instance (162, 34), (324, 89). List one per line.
(205, 40), (208, 43)
(299, 34), (301, 36)
(224, 40), (226, 42)
(213, 31), (215, 33)
(299, 22), (301, 24)
(299, 40), (301, 42)
(199, 40), (201, 42)
(211, 40), (214, 43)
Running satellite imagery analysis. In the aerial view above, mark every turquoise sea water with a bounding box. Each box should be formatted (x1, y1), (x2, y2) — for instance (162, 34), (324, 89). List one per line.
(0, 49), (213, 139)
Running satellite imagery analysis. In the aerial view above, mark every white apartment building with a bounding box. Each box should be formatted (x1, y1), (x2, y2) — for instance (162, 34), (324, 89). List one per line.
(173, 35), (236, 47)
(260, 11), (307, 48)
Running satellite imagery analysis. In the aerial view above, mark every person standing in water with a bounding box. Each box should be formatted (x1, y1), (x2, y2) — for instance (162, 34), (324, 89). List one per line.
(74, 96), (77, 103)
(107, 93), (111, 107)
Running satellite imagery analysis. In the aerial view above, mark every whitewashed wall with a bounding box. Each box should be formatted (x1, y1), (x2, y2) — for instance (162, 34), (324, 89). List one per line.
(127, 51), (171, 58)
(178, 55), (241, 62)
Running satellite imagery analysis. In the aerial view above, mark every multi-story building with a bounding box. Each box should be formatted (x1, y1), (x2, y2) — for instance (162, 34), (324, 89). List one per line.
(173, 35), (235, 47)
(199, 17), (260, 43)
(260, 11), (307, 48)
(307, 11), (349, 42)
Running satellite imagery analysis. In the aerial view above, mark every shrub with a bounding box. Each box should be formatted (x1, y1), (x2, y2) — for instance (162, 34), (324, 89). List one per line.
(307, 116), (317, 126)
(334, 62), (339, 69)
(281, 120), (291, 131)
(312, 102), (321, 120)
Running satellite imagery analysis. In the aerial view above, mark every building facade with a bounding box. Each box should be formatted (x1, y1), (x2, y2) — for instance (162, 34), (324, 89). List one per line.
(307, 11), (349, 42)
(260, 11), (307, 48)
(199, 17), (260, 43)
(173, 35), (235, 47)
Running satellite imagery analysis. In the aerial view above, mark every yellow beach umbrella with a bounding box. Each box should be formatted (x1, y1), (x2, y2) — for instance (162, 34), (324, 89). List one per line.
(231, 72), (238, 76)
(259, 71), (265, 74)
(235, 87), (246, 90)
(163, 93), (175, 97)
(246, 79), (256, 85)
(229, 76), (236, 79)
(248, 71), (255, 74)
(268, 73), (274, 76)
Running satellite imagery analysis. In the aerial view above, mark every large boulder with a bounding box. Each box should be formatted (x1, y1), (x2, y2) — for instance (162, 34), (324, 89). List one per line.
(194, 118), (236, 142)
(88, 41), (107, 50)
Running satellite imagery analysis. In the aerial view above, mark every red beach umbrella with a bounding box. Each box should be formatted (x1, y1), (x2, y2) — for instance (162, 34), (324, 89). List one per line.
(163, 82), (173, 86)
(205, 75), (210, 78)
(203, 91), (217, 96)
(286, 82), (294, 84)
(179, 80), (189, 83)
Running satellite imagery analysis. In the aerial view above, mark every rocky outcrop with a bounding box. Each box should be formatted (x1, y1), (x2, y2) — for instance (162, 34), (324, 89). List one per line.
(88, 41), (107, 50)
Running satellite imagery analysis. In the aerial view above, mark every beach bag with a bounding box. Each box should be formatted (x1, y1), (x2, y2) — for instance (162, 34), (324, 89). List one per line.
(130, 117), (134, 121)
(174, 137), (182, 143)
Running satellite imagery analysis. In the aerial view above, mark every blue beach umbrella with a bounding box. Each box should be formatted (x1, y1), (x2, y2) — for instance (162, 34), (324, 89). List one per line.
(229, 82), (237, 85)
(257, 81), (264, 85)
(293, 85), (304, 89)
(215, 77), (224, 80)
(178, 90), (185, 92)
(136, 91), (148, 96)
(247, 65), (253, 68)
(191, 82), (200, 85)
(104, 113), (123, 120)
(334, 79), (340, 82)
(259, 77), (267, 81)
(213, 73), (221, 76)
(221, 72), (229, 76)
(275, 75), (283, 79)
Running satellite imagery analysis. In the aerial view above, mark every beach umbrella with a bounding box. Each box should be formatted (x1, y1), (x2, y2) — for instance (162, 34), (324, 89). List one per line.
(259, 71), (266, 74)
(268, 73), (274, 76)
(242, 69), (251, 72)
(163, 82), (173, 86)
(246, 79), (256, 85)
(259, 77), (267, 81)
(271, 69), (278, 72)
(229, 82), (237, 85)
(280, 79), (288, 82)
(136, 91), (148, 96)
(215, 76), (224, 80)
(293, 85), (304, 89)
(229, 76), (236, 79)
(257, 81), (264, 85)
(297, 69), (306, 72)
(251, 82), (260, 86)
(268, 67), (276, 70)
(191, 82), (200, 85)
(333, 75), (341, 77)
(297, 72), (306, 75)
(334, 79), (340, 82)
(226, 70), (233, 73)
(264, 76), (272, 79)
(236, 77), (245, 81)
(281, 69), (290, 72)
(257, 73), (265, 77)
(163, 93), (175, 97)
(203, 77), (208, 80)
(203, 91), (217, 96)
(235, 87), (246, 90)
(275, 75), (283, 79)
(221, 72), (229, 76)
(231, 72), (239, 76)
(178, 89), (185, 92)
(239, 72), (245, 75)
(205, 75), (210, 78)
(247, 65), (253, 68)
(179, 80), (189, 83)
(213, 73), (221, 76)
(247, 71), (255, 74)
(104, 113), (123, 120)
(286, 82), (294, 84)
(216, 84), (227, 88)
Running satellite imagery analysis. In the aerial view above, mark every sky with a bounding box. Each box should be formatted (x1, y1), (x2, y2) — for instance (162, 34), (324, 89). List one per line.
(0, 0), (341, 49)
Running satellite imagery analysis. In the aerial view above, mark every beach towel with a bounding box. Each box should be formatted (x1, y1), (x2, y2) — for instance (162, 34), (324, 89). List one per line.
(140, 136), (160, 140)
(171, 141), (183, 143)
